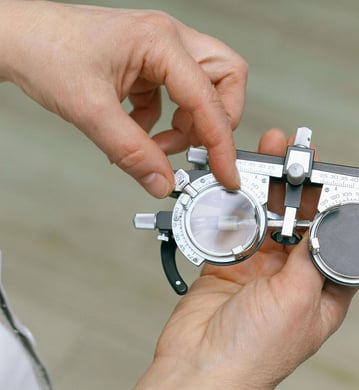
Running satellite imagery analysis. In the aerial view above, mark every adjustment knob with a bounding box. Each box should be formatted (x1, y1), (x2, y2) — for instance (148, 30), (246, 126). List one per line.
(287, 163), (306, 186)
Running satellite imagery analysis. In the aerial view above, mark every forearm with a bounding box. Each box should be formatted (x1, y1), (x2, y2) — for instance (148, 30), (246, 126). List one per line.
(0, 0), (29, 83)
(0, 0), (62, 87)
(0, 1), (14, 82)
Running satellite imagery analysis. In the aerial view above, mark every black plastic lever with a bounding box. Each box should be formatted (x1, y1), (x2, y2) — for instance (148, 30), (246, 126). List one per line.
(160, 237), (188, 295)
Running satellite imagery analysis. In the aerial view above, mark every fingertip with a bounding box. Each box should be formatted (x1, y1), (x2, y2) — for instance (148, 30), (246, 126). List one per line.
(258, 128), (287, 155)
(152, 129), (190, 155)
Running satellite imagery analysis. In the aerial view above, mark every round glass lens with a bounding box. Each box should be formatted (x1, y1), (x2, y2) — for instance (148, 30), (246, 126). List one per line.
(188, 188), (258, 256)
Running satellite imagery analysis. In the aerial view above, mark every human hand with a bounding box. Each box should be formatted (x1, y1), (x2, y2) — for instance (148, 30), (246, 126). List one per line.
(136, 129), (357, 389)
(0, 1), (247, 198)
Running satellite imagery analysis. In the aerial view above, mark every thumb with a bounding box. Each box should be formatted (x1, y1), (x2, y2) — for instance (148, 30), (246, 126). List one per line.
(277, 234), (325, 293)
(73, 88), (174, 198)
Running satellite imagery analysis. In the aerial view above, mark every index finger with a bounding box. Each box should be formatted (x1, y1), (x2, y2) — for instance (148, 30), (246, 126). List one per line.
(143, 40), (240, 189)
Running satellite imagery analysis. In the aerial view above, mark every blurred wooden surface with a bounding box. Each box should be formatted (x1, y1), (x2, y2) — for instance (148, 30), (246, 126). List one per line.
(0, 0), (359, 389)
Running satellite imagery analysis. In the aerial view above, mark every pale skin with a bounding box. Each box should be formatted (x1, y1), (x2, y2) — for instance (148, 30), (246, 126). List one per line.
(0, 0), (248, 198)
(0, 1), (356, 388)
(135, 129), (357, 389)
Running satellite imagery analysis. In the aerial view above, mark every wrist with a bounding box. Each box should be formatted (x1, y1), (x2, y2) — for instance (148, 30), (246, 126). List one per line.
(134, 356), (273, 390)
(135, 357), (227, 390)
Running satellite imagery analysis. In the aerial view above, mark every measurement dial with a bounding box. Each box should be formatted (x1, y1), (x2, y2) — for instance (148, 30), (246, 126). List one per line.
(311, 169), (359, 190)
(172, 172), (268, 266)
(317, 184), (359, 213)
(236, 159), (283, 179)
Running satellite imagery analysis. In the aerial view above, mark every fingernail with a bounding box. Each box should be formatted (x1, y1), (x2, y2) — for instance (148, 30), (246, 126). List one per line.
(141, 173), (172, 198)
(233, 165), (241, 189)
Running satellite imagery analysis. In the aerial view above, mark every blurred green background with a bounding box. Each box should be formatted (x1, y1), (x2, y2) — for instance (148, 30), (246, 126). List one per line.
(0, 0), (359, 389)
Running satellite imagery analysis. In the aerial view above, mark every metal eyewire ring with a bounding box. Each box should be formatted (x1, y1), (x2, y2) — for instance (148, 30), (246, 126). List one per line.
(172, 175), (267, 266)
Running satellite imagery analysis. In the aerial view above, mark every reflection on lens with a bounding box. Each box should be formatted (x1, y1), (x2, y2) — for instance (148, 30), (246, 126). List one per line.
(188, 188), (257, 256)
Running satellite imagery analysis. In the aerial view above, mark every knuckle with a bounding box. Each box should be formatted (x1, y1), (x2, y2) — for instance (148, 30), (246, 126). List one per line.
(139, 11), (178, 40)
(226, 109), (240, 130)
(237, 57), (249, 77)
(229, 57), (249, 90)
(227, 56), (249, 88)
